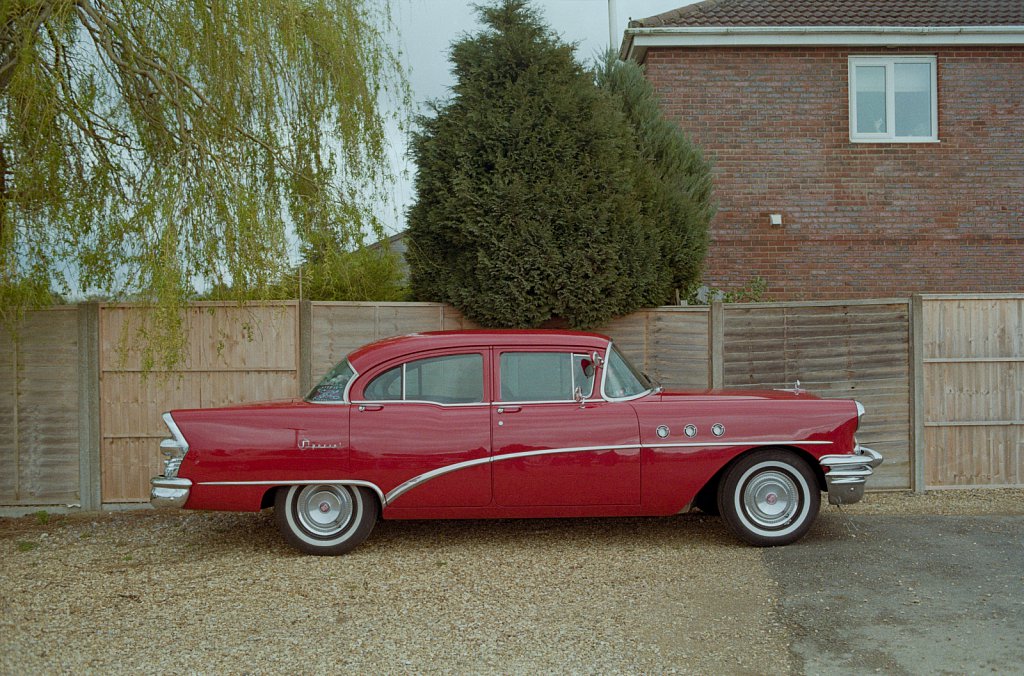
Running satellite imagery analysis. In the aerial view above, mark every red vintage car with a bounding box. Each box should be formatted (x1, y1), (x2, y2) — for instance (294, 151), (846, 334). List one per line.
(151, 330), (882, 554)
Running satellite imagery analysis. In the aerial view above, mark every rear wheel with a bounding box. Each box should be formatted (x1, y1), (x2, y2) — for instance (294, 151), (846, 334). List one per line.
(275, 484), (378, 555)
(718, 449), (820, 547)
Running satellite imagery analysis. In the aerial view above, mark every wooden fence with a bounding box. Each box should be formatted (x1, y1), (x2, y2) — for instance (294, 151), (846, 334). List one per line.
(99, 303), (300, 502)
(2, 294), (1021, 508)
(921, 295), (1024, 488)
(720, 300), (912, 490)
(0, 307), (90, 507)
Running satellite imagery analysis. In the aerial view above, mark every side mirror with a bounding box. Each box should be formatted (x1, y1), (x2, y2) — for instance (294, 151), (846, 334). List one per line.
(580, 358), (595, 378)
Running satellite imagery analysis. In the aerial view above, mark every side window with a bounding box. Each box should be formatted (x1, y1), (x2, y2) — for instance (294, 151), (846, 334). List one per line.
(604, 346), (650, 399)
(500, 352), (595, 402)
(363, 365), (402, 401)
(362, 354), (483, 404)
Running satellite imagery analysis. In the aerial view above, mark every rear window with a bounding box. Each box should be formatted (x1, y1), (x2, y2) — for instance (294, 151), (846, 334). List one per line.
(362, 354), (484, 404)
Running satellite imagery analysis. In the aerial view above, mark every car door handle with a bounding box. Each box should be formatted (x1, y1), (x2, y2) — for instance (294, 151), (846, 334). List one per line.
(496, 406), (521, 414)
(358, 404), (383, 412)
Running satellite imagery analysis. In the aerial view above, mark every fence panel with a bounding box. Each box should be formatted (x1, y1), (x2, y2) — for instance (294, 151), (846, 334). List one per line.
(599, 308), (710, 389)
(0, 308), (81, 505)
(922, 296), (1024, 487)
(722, 301), (912, 489)
(99, 303), (299, 502)
(309, 302), (477, 380)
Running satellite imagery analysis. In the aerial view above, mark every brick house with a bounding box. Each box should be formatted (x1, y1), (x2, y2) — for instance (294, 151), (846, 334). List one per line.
(621, 0), (1024, 300)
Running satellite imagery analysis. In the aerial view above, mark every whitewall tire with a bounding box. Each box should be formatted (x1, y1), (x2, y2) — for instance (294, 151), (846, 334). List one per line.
(718, 449), (820, 547)
(275, 484), (378, 555)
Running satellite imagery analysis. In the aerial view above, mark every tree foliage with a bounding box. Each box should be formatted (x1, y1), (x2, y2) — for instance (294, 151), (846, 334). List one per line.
(0, 0), (406, 362)
(594, 51), (713, 297)
(406, 0), (713, 329)
(205, 245), (409, 302)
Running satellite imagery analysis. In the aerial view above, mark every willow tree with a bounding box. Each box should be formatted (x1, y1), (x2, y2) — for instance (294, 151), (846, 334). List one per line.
(0, 0), (405, 364)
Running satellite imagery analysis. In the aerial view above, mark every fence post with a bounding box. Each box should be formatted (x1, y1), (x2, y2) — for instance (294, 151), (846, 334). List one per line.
(77, 303), (101, 511)
(299, 300), (313, 396)
(709, 300), (724, 389)
(910, 294), (925, 493)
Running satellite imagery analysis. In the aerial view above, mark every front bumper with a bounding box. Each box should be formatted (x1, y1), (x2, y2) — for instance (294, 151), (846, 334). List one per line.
(819, 446), (884, 505)
(151, 476), (192, 509)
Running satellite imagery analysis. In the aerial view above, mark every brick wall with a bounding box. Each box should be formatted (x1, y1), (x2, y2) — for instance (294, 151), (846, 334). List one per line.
(644, 46), (1024, 299)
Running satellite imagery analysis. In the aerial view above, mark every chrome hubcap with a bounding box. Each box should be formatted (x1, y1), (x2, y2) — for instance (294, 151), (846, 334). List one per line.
(296, 485), (354, 536)
(743, 470), (799, 529)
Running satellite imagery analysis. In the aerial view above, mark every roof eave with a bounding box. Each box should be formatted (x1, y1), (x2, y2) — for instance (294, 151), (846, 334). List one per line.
(622, 25), (1024, 62)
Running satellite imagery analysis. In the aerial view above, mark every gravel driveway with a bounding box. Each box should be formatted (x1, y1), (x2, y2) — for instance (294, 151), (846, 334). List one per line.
(2, 490), (1022, 674)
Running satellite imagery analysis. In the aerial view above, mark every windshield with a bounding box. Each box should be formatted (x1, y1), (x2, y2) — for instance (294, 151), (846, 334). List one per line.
(306, 359), (356, 402)
(603, 345), (654, 399)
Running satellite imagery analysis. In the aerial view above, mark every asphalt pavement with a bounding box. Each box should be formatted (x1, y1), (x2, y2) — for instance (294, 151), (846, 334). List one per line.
(766, 514), (1024, 674)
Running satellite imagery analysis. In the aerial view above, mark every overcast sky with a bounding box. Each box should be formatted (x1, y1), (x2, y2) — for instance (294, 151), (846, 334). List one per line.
(379, 0), (697, 234)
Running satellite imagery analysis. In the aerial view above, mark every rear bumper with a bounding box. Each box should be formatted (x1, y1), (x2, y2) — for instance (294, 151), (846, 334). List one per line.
(819, 446), (884, 505)
(151, 476), (192, 509)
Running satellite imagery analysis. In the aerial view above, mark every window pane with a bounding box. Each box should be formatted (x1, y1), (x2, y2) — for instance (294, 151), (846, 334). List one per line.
(572, 354), (596, 398)
(500, 352), (574, 401)
(307, 359), (355, 402)
(895, 63), (932, 137)
(604, 347), (650, 399)
(855, 65), (887, 134)
(405, 354), (483, 403)
(364, 365), (403, 400)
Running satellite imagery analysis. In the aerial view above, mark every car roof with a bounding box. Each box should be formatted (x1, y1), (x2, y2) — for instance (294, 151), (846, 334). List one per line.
(345, 329), (612, 371)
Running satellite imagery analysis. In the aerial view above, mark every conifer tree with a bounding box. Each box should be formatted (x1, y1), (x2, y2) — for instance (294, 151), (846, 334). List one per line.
(595, 52), (713, 300)
(408, 1), (713, 328)
(407, 0), (662, 328)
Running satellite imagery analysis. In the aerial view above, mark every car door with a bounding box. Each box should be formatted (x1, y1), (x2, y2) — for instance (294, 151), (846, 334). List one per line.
(349, 350), (492, 508)
(491, 349), (641, 507)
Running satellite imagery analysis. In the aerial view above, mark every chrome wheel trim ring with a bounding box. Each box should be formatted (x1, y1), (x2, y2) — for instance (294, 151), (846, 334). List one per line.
(296, 484), (354, 537)
(733, 460), (812, 538)
(742, 470), (799, 529)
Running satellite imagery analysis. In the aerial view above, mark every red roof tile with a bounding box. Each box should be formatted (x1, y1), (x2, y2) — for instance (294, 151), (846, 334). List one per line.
(630, 0), (1024, 28)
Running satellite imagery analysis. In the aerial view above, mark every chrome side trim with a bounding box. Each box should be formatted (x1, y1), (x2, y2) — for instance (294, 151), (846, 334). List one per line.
(384, 444), (643, 504)
(491, 398), (604, 406)
(351, 399), (487, 408)
(645, 440), (833, 449)
(819, 446), (884, 505)
(385, 456), (494, 504)
(199, 479), (387, 506)
(199, 439), (841, 508)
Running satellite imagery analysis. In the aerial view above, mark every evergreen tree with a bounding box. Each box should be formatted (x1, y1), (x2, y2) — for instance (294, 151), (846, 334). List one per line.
(407, 0), (663, 329)
(595, 52), (713, 300)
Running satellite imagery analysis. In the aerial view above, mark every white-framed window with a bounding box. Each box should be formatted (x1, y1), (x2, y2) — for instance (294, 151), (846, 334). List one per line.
(849, 56), (938, 142)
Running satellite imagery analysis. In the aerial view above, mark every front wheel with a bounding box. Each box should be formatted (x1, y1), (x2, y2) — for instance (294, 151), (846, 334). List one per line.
(275, 484), (378, 555)
(717, 449), (820, 547)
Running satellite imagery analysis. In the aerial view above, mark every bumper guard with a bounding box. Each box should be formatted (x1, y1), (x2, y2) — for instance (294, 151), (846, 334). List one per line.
(819, 446), (884, 505)
(151, 476), (192, 509)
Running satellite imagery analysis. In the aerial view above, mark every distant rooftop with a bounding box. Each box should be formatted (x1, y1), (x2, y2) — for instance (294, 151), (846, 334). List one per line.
(630, 0), (1024, 28)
